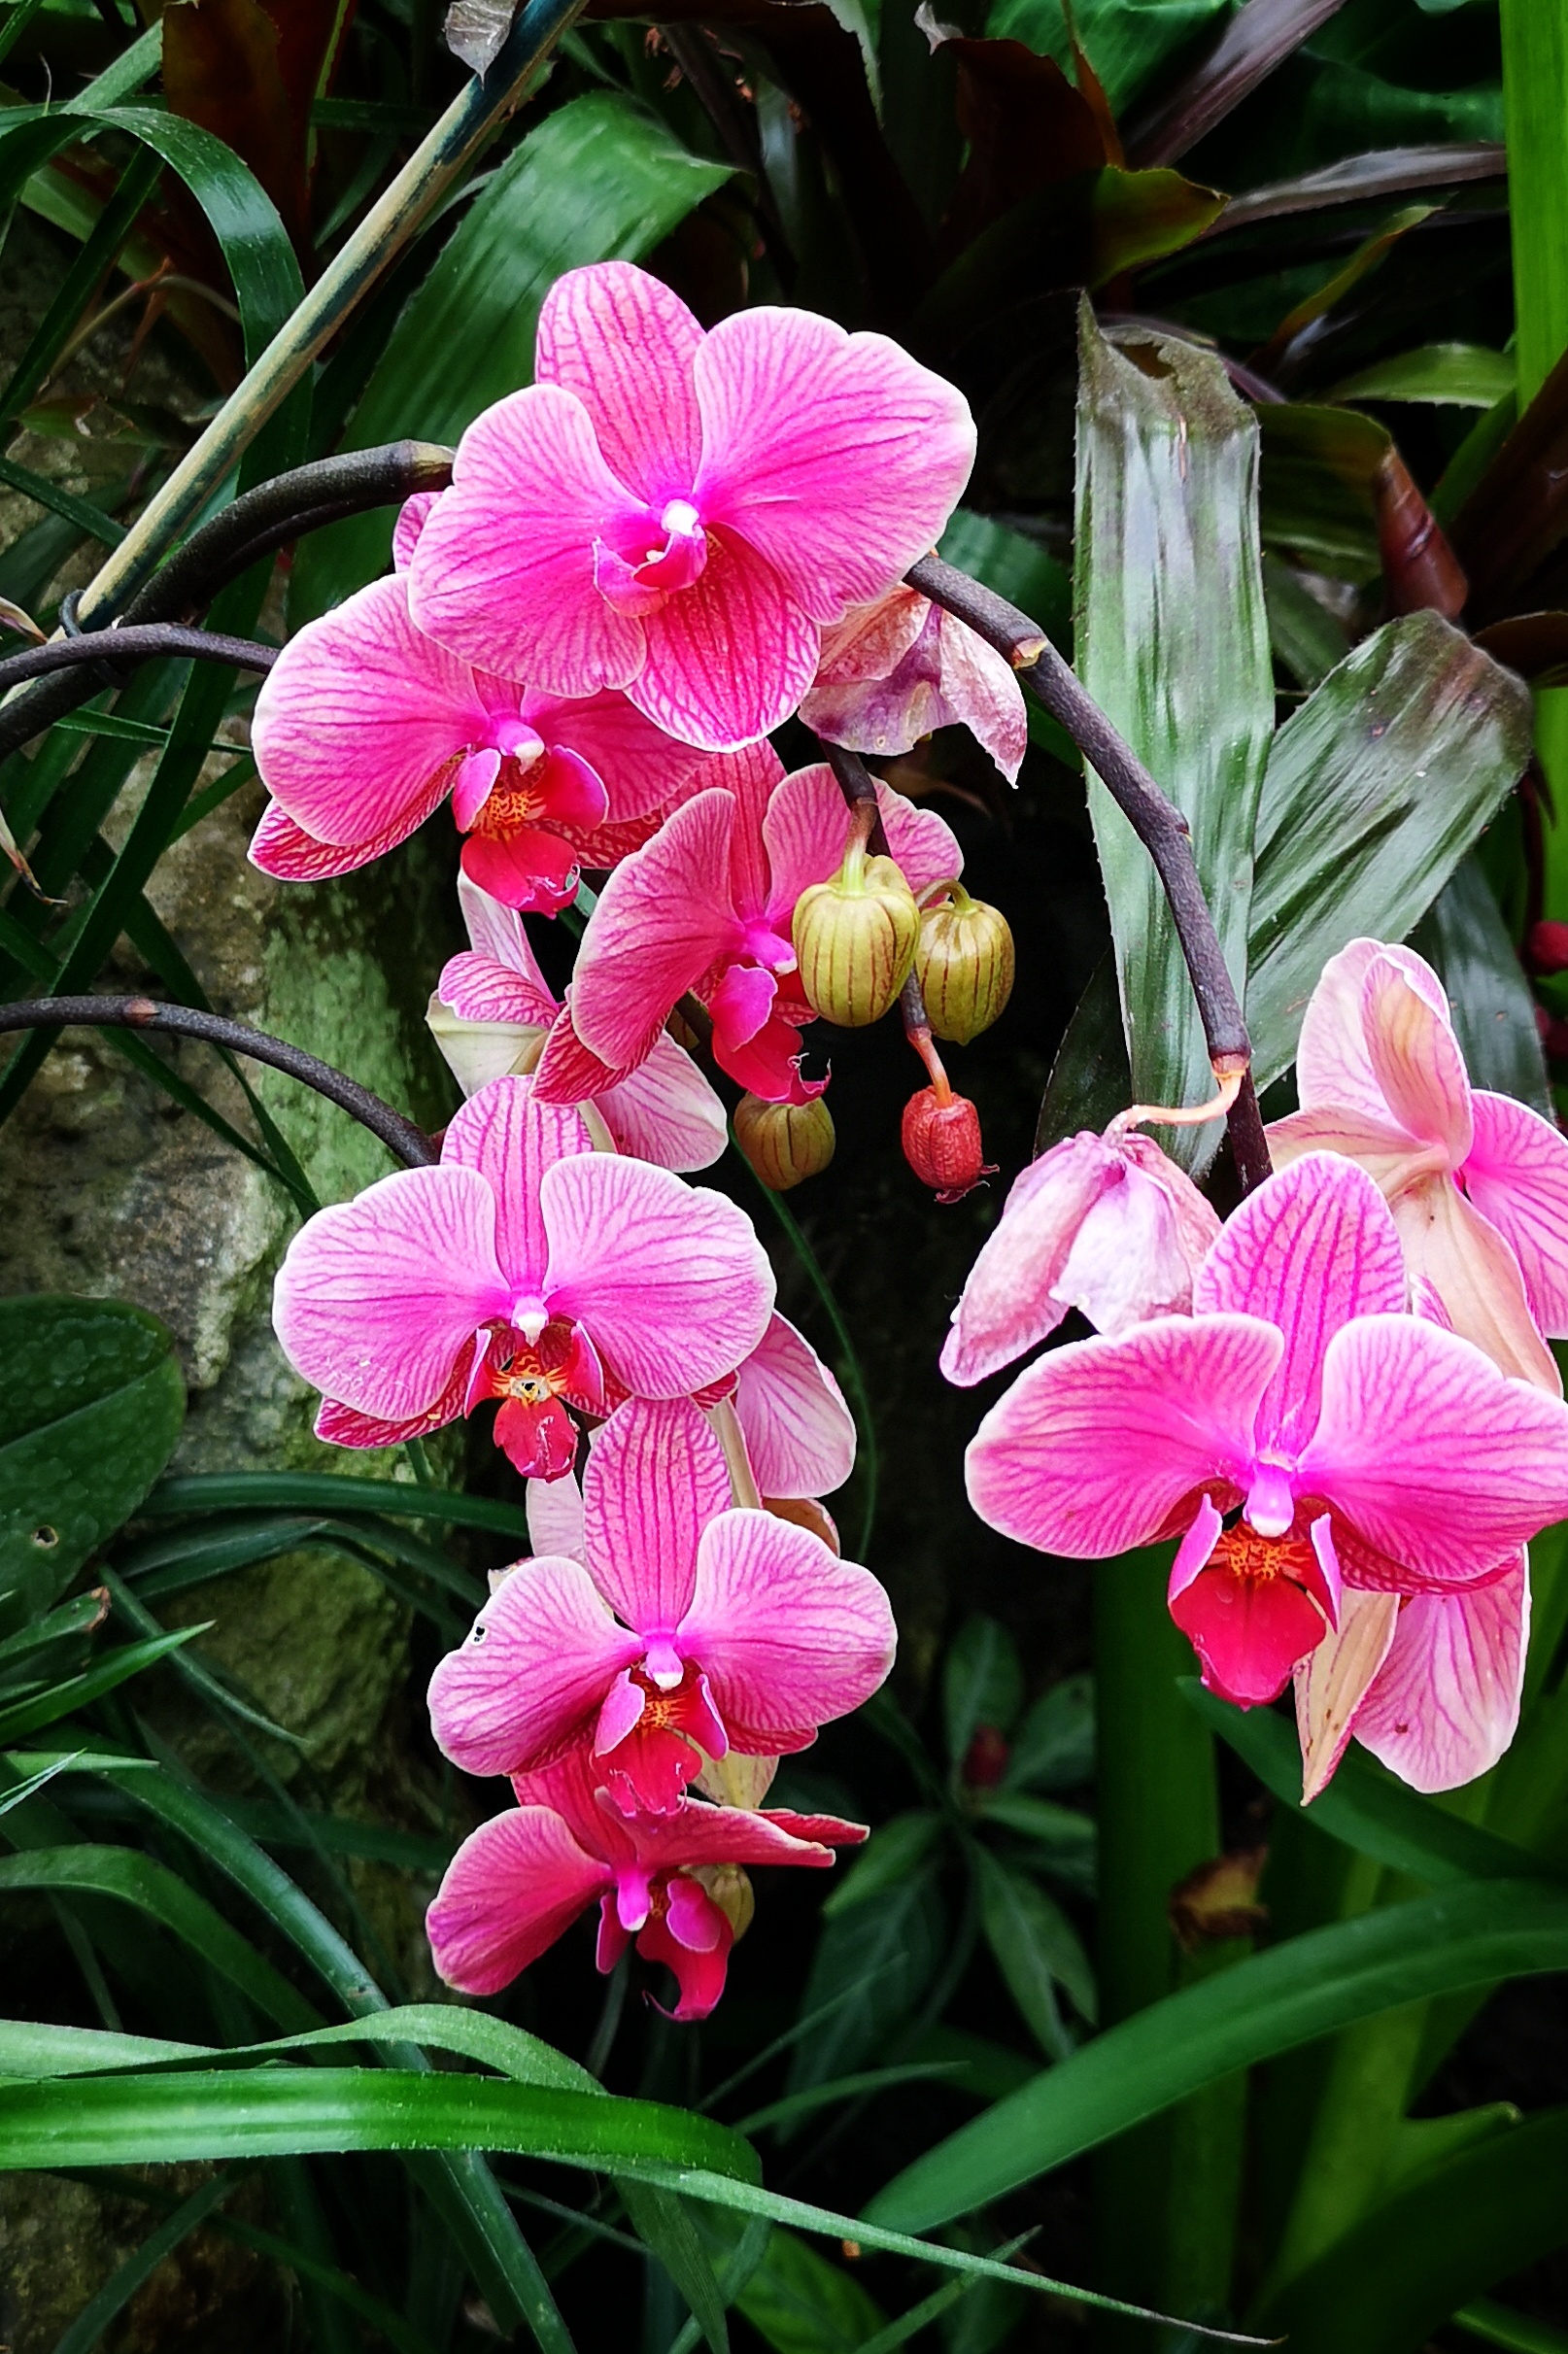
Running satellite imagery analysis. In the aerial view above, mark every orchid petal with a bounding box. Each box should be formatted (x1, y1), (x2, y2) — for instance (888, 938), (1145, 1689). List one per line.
(708, 962), (779, 1054)
(392, 490), (439, 570)
(542, 1154), (774, 1399)
(733, 1313), (857, 1498)
(457, 871), (555, 985)
(534, 261), (705, 508)
(249, 800), (424, 881)
(273, 1166), (509, 1422)
(595, 1033), (728, 1173)
(567, 788), (738, 1071)
(1465, 1089), (1568, 1335)
(965, 1313), (1281, 1557)
(1293, 939), (1418, 1124)
(1353, 1557), (1530, 1792)
(1055, 1138), (1221, 1341)
(1293, 1586), (1401, 1802)
(678, 1508), (895, 1746)
(1361, 950), (1473, 1161)
(712, 1006), (824, 1103)
(1265, 1106), (1448, 1197)
(526, 1468), (586, 1563)
(636, 1886), (733, 2019)
(442, 1075), (594, 1300)
(408, 383), (647, 694)
(631, 529), (820, 753)
(427, 1555), (641, 1776)
(693, 308), (975, 619)
(451, 746), (502, 832)
(1195, 1153), (1407, 1455)
(1170, 1555), (1328, 1708)
(460, 827), (582, 916)
(426, 1806), (610, 1996)
(581, 1396), (733, 1630)
(939, 1142), (1101, 1387)
(532, 686), (711, 823)
(760, 765), (962, 922)
(1301, 1314), (1568, 1585)
(532, 1005), (623, 1107)
(1389, 1176), (1560, 1392)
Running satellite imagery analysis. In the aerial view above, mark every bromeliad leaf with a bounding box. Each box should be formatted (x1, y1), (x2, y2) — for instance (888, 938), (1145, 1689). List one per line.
(0, 1295), (184, 1633)
(1074, 307), (1273, 1169)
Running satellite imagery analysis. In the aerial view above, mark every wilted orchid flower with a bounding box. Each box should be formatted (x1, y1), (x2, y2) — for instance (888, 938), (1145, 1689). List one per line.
(273, 1073), (773, 1478)
(406, 260), (976, 752)
(539, 744), (962, 1104)
(801, 585), (1028, 784)
(426, 1744), (867, 2017)
(1269, 938), (1568, 1391)
(428, 874), (727, 1174)
(1293, 1563), (1529, 1798)
(250, 574), (706, 911)
(428, 1396), (893, 1814)
(965, 1153), (1568, 1711)
(940, 1126), (1222, 1385)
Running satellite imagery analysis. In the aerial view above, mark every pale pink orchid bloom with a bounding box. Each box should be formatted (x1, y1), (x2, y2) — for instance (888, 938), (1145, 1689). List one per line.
(1268, 938), (1568, 1393)
(801, 584), (1028, 784)
(428, 1395), (892, 1815)
(428, 873), (728, 1173)
(1291, 1559), (1530, 1799)
(940, 1127), (1222, 1387)
(406, 260), (977, 753)
(250, 572), (708, 912)
(965, 1152), (1568, 1711)
(426, 1744), (866, 2016)
(538, 743), (963, 1105)
(272, 1073), (773, 1480)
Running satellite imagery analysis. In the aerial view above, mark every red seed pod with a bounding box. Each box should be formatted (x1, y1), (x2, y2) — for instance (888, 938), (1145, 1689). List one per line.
(901, 1084), (996, 1204)
(1528, 919), (1568, 976)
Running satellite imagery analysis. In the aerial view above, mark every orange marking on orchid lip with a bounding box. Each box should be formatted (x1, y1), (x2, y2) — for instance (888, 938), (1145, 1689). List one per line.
(489, 1342), (570, 1408)
(469, 772), (546, 837)
(1211, 1520), (1319, 1586)
(623, 1663), (701, 1734)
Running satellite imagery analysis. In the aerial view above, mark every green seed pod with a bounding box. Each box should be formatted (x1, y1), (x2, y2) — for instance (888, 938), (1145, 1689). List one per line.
(916, 887), (1015, 1044)
(792, 850), (919, 1027)
(733, 1092), (836, 1191)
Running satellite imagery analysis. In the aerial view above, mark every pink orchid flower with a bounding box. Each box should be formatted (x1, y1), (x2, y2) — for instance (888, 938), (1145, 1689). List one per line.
(405, 260), (977, 752)
(965, 1152), (1568, 1710)
(801, 585), (1028, 784)
(426, 1744), (867, 2016)
(427, 874), (728, 1173)
(250, 572), (708, 911)
(429, 1394), (891, 1815)
(1293, 1561), (1530, 1798)
(538, 744), (963, 1105)
(1268, 938), (1568, 1392)
(272, 1073), (773, 1479)
(940, 1126), (1222, 1387)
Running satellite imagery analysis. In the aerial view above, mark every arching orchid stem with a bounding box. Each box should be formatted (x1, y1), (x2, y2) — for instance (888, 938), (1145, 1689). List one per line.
(1108, 1066), (1244, 1140)
(0, 442), (455, 765)
(710, 1394), (764, 1510)
(901, 969), (951, 1098)
(0, 995), (437, 1169)
(0, 625), (279, 694)
(904, 552), (1272, 1193)
(821, 739), (895, 860)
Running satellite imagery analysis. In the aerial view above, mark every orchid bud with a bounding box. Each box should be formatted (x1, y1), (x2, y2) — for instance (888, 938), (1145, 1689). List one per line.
(693, 1862), (756, 1942)
(902, 1084), (996, 1204)
(733, 1092), (835, 1190)
(916, 886), (1015, 1044)
(793, 842), (919, 1027)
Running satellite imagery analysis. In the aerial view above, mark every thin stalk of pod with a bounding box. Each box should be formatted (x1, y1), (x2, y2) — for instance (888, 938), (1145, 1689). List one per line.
(0, 996), (437, 1169)
(0, 626), (279, 694)
(67, 0), (586, 623)
(905, 552), (1273, 1193)
(0, 442), (453, 766)
(821, 738), (943, 1049)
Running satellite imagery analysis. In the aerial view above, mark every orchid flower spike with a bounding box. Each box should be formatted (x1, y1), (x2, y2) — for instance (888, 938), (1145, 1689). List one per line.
(250, 572), (708, 911)
(406, 260), (976, 753)
(428, 1395), (893, 1815)
(272, 1073), (774, 1479)
(427, 1745), (867, 2017)
(536, 744), (962, 1105)
(941, 1126), (1221, 1384)
(801, 584), (1028, 784)
(965, 1152), (1568, 1713)
(1269, 938), (1568, 1392)
(428, 874), (728, 1172)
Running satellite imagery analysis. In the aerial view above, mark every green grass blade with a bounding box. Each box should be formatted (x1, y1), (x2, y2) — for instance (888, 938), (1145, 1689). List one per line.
(144, 1472), (531, 1542)
(51, 2172), (238, 2354)
(0, 1628), (204, 1745)
(0, 454), (126, 545)
(0, 144), (164, 422)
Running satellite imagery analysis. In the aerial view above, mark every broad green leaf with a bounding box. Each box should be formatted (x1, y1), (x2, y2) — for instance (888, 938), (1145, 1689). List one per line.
(1183, 1681), (1548, 1887)
(735, 2064), (968, 2139)
(695, 2213), (887, 2354)
(1259, 2107), (1568, 2353)
(1003, 1674), (1095, 1792)
(974, 1850), (1094, 2054)
(865, 1878), (1568, 2232)
(1456, 2299), (1568, 2354)
(938, 509), (1071, 651)
(1331, 343), (1518, 408)
(1262, 550), (1352, 691)
(785, 1862), (946, 2101)
(293, 91), (730, 617)
(823, 1812), (945, 1917)
(943, 1615), (1024, 1767)
(145, 1471), (531, 1543)
(978, 1793), (1097, 1893)
(0, 1296), (184, 1629)
(981, 0), (1229, 117)
(1035, 955), (1131, 1151)
(1074, 309), (1272, 1168)
(1412, 854), (1553, 1115)
(1257, 402), (1389, 586)
(623, 2180), (733, 2354)
(1246, 613), (1534, 1089)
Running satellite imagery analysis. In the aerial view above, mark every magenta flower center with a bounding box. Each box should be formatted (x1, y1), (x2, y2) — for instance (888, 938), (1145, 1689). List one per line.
(594, 497), (709, 615)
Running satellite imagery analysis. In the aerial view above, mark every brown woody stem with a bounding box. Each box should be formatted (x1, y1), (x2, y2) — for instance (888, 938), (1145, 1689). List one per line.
(904, 552), (1272, 1192)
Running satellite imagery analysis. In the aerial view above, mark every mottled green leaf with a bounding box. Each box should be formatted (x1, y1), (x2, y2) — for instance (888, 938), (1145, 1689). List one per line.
(1413, 854), (1551, 1114)
(1331, 343), (1517, 408)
